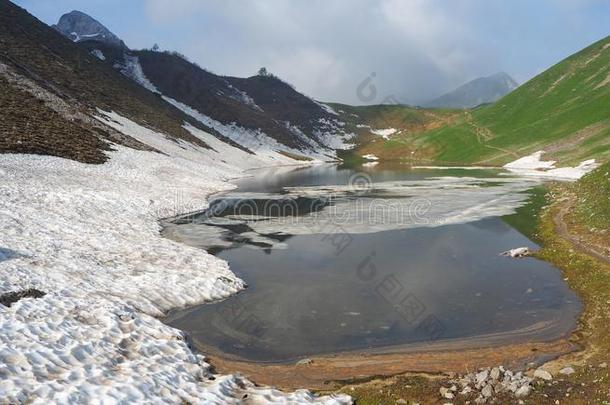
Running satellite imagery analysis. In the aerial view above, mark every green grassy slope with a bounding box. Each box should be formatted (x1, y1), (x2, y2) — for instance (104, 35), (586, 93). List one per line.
(409, 35), (610, 166)
(575, 162), (610, 231)
(329, 103), (458, 162)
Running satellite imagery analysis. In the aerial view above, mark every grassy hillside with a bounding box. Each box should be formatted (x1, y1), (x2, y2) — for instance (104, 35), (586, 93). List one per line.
(575, 162), (610, 231)
(421, 35), (610, 165)
(362, 35), (610, 166)
(330, 104), (457, 162)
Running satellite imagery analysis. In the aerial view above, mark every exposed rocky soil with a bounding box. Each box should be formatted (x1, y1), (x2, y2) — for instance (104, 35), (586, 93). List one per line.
(0, 289), (46, 307)
(0, 0), (214, 160)
(0, 75), (110, 163)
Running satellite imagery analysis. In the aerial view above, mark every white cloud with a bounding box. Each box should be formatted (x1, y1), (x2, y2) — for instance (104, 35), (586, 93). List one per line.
(143, 0), (202, 23)
(136, 0), (603, 104)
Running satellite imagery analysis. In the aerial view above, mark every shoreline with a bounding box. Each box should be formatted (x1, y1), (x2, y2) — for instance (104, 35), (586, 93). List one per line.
(193, 332), (576, 391)
(159, 169), (610, 402)
(334, 182), (610, 403)
(158, 168), (587, 393)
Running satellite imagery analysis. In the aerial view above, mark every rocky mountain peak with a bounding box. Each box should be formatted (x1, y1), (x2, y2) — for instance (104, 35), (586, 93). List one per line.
(53, 10), (127, 49)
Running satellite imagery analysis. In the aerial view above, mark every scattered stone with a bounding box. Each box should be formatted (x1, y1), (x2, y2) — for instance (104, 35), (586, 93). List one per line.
(500, 247), (531, 258)
(481, 384), (493, 398)
(441, 365), (538, 402)
(515, 384), (532, 398)
(559, 367), (575, 375)
(534, 369), (553, 381)
(396, 399), (407, 404)
(295, 358), (312, 365)
(476, 369), (489, 385)
(599, 362), (608, 368)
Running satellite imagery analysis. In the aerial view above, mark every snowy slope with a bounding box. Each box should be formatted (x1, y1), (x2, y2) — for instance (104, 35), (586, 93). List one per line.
(0, 112), (349, 404)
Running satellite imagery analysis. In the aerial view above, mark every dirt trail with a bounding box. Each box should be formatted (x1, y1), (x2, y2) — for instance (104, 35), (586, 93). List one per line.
(463, 111), (520, 162)
(553, 195), (610, 266)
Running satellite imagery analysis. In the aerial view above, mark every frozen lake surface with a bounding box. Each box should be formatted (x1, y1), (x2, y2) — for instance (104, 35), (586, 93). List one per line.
(164, 164), (581, 362)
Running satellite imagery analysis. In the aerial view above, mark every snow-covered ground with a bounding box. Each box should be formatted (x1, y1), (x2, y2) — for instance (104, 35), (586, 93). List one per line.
(370, 128), (397, 140)
(90, 49), (105, 61)
(162, 96), (338, 162)
(120, 55), (160, 94)
(0, 112), (350, 404)
(503, 150), (598, 180)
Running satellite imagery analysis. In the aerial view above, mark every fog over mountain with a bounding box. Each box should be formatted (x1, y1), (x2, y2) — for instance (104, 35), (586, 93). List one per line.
(14, 0), (610, 105)
(423, 72), (519, 109)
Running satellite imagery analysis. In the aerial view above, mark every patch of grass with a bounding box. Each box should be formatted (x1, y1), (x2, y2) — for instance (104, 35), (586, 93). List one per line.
(329, 103), (458, 163)
(336, 375), (442, 405)
(574, 162), (610, 231)
(530, 190), (610, 404)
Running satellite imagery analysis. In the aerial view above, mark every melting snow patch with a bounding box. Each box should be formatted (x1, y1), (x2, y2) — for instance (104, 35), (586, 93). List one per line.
(120, 54), (159, 94)
(226, 83), (263, 112)
(168, 176), (546, 251)
(371, 128), (397, 140)
(504, 151), (556, 170)
(162, 95), (333, 162)
(503, 151), (598, 180)
(362, 154), (379, 161)
(90, 49), (105, 61)
(0, 112), (350, 404)
(314, 101), (339, 116)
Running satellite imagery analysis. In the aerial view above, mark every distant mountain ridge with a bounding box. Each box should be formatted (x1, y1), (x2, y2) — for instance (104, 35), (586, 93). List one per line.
(413, 36), (610, 165)
(424, 72), (519, 109)
(52, 10), (350, 155)
(52, 10), (127, 49)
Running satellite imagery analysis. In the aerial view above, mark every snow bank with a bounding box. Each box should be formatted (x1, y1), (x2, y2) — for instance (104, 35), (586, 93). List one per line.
(503, 151), (598, 180)
(314, 118), (354, 150)
(370, 128), (397, 140)
(504, 151), (556, 170)
(90, 49), (105, 61)
(162, 95), (334, 162)
(362, 154), (379, 161)
(120, 54), (159, 94)
(539, 159), (599, 180)
(314, 101), (339, 116)
(0, 112), (350, 404)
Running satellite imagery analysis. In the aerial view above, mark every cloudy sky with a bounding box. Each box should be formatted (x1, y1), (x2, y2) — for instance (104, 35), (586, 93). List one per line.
(14, 0), (610, 105)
